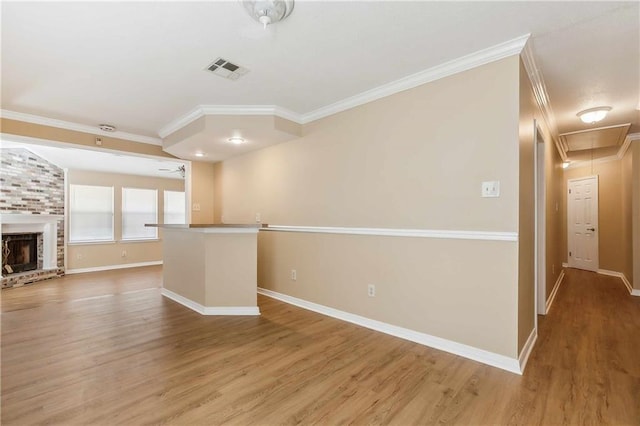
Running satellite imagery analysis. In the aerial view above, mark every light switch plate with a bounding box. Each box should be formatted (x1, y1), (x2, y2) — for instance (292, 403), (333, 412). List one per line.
(482, 181), (500, 197)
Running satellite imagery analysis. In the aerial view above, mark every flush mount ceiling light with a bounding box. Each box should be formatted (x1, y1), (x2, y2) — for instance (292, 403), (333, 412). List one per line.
(195, 152), (205, 157)
(577, 106), (611, 124)
(228, 137), (246, 145)
(241, 0), (294, 29)
(98, 124), (116, 132)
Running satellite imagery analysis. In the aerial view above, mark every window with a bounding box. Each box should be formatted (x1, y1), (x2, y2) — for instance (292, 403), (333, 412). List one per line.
(69, 184), (114, 242)
(122, 188), (158, 240)
(164, 191), (186, 224)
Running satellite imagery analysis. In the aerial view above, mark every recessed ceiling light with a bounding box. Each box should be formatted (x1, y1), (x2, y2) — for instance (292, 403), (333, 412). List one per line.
(228, 137), (246, 145)
(195, 152), (204, 157)
(577, 106), (611, 124)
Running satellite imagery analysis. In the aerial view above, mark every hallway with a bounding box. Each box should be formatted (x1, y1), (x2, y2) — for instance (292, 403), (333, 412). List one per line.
(1, 267), (639, 424)
(522, 268), (640, 424)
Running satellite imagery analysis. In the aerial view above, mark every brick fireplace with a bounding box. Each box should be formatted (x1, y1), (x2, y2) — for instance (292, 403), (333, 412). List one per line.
(1, 148), (65, 288)
(1, 213), (63, 286)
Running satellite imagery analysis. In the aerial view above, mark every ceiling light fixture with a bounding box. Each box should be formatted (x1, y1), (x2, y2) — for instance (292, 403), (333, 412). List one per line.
(241, 0), (294, 29)
(98, 124), (116, 132)
(228, 137), (246, 145)
(577, 106), (611, 124)
(195, 152), (204, 157)
(562, 161), (570, 169)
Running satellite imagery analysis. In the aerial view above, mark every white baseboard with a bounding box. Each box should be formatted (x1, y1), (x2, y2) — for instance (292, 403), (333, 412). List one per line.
(620, 275), (633, 294)
(203, 306), (261, 315)
(257, 287), (522, 375)
(518, 328), (537, 373)
(597, 269), (632, 294)
(66, 261), (163, 275)
(545, 270), (565, 314)
(161, 288), (260, 316)
(561, 266), (637, 296)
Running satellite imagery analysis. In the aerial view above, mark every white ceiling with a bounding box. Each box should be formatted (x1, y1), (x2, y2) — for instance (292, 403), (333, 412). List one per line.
(1, 1), (638, 159)
(0, 139), (185, 180)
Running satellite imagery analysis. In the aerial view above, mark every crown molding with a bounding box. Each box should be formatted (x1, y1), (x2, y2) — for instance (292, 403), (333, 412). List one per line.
(158, 104), (302, 138)
(300, 34), (530, 124)
(558, 136), (570, 154)
(520, 40), (565, 161)
(0, 109), (162, 146)
(618, 132), (640, 159)
(157, 106), (204, 138)
(3, 34), (536, 145)
(159, 34), (530, 138)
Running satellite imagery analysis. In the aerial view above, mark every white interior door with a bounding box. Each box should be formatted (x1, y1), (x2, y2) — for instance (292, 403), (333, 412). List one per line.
(567, 176), (599, 272)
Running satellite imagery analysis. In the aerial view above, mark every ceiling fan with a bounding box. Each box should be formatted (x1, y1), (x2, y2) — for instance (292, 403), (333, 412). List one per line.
(237, 0), (294, 40)
(158, 165), (186, 178)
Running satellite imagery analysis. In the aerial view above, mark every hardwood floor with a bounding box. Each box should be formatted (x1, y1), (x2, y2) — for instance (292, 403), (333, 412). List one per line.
(2, 266), (639, 425)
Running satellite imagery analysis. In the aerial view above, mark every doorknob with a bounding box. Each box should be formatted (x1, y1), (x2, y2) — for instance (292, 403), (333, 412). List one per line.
(587, 228), (595, 231)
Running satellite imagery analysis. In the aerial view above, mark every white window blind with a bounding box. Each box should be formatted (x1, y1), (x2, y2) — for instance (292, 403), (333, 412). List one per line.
(164, 191), (186, 224)
(122, 188), (158, 240)
(69, 184), (114, 242)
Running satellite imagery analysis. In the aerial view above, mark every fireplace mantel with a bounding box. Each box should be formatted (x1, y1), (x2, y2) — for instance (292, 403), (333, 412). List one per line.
(1, 214), (64, 277)
(0, 214), (64, 225)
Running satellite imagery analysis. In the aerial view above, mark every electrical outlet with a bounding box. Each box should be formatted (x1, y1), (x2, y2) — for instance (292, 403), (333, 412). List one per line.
(76, 253), (83, 260)
(255, 213), (261, 223)
(290, 269), (297, 281)
(121, 250), (127, 257)
(192, 203), (201, 212)
(368, 284), (376, 297)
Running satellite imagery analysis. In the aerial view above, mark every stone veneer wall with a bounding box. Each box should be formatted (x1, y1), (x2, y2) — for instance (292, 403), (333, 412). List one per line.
(1, 148), (65, 287)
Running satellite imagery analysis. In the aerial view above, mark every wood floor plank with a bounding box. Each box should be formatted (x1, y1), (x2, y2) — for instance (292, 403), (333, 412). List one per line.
(2, 265), (639, 425)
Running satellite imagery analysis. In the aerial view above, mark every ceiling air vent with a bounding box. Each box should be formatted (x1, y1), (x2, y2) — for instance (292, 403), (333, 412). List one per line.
(205, 57), (249, 81)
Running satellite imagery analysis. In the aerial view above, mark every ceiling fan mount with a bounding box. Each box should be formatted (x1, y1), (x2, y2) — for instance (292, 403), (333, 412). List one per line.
(158, 164), (186, 178)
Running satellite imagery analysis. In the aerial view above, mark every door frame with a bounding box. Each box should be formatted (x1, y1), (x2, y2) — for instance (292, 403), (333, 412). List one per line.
(567, 175), (600, 271)
(534, 121), (546, 318)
